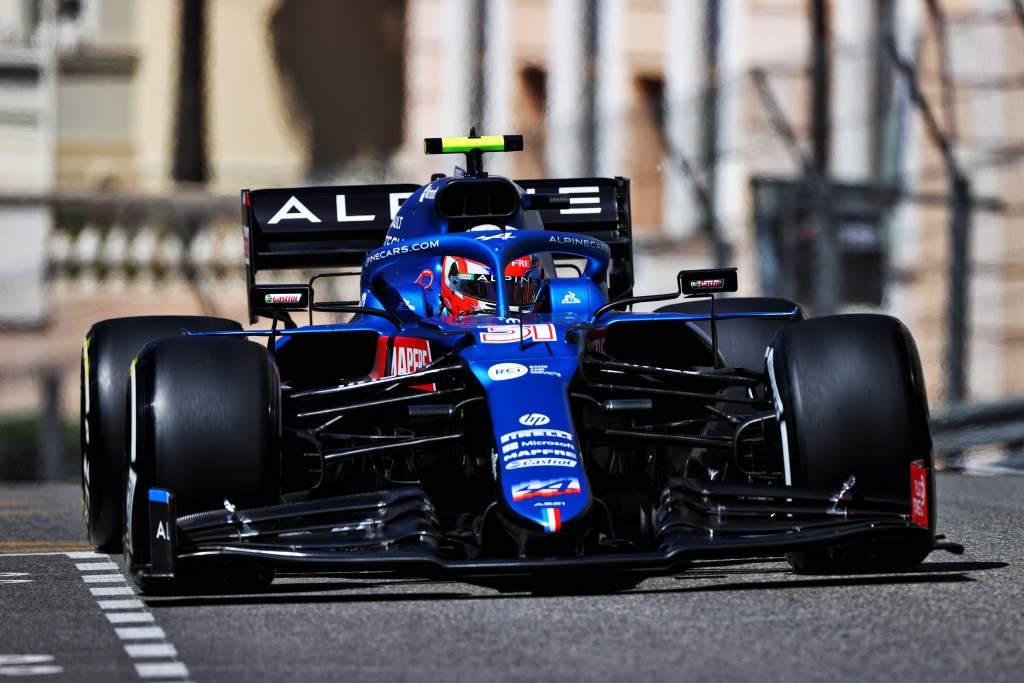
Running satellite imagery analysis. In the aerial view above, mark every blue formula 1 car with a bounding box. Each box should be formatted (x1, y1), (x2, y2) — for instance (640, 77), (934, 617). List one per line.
(80, 133), (956, 592)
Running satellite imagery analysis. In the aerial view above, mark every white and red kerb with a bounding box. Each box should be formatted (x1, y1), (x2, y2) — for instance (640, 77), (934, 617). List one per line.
(909, 459), (928, 528)
(370, 335), (435, 391)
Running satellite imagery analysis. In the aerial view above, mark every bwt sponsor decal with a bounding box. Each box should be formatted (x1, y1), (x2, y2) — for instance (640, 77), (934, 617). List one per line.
(488, 362), (528, 382)
(479, 324), (557, 344)
(519, 413), (550, 426)
(506, 457), (577, 470)
(365, 239), (441, 265)
(511, 477), (582, 502)
(264, 292), (303, 304)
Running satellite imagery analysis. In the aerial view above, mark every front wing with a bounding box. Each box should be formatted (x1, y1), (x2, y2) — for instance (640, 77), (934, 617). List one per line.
(137, 478), (949, 585)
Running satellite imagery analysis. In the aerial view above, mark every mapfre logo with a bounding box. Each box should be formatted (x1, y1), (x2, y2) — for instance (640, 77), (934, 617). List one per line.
(392, 338), (431, 375)
(488, 363), (527, 382)
(519, 413), (550, 426)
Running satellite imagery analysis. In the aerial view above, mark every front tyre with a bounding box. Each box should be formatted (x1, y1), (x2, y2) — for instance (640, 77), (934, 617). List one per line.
(767, 314), (935, 572)
(124, 336), (281, 591)
(81, 316), (241, 552)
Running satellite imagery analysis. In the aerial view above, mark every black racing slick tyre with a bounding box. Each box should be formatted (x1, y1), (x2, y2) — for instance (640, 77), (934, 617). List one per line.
(767, 314), (935, 573)
(124, 336), (281, 589)
(81, 316), (241, 552)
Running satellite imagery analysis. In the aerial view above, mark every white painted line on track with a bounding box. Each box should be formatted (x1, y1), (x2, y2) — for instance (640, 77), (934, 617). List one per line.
(91, 585), (135, 596)
(106, 612), (156, 625)
(115, 627), (167, 640)
(76, 561), (119, 571)
(66, 551), (108, 559)
(71, 554), (190, 680)
(124, 644), (178, 658)
(0, 570), (32, 583)
(83, 573), (127, 583)
(135, 661), (189, 678)
(0, 654), (63, 676)
(0, 664), (64, 675)
(98, 599), (145, 610)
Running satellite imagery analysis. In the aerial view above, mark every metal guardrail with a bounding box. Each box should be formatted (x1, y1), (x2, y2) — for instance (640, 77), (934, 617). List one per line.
(930, 398), (1024, 455)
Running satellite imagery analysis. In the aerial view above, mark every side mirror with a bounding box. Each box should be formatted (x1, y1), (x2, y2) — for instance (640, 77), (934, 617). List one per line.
(678, 268), (738, 296)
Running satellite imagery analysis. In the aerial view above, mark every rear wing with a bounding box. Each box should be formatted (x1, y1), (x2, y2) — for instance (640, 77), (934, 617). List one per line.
(515, 177), (633, 304)
(242, 177), (633, 323)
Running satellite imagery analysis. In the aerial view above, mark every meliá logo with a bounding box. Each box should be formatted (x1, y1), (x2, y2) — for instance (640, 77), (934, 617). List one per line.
(488, 363), (528, 382)
(519, 413), (550, 426)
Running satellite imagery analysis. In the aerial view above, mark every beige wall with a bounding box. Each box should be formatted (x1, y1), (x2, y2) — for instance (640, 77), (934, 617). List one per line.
(206, 0), (306, 191)
(131, 0), (177, 191)
(7, 0), (1023, 408)
(57, 77), (134, 187)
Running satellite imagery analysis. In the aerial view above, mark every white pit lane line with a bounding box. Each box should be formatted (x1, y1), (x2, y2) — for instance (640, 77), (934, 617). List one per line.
(0, 654), (63, 677)
(71, 555), (191, 681)
(0, 571), (32, 584)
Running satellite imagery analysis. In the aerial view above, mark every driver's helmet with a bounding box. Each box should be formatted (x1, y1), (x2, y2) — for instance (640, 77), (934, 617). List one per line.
(440, 227), (541, 315)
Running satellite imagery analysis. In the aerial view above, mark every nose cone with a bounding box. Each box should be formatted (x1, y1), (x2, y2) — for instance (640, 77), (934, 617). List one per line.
(471, 358), (591, 534)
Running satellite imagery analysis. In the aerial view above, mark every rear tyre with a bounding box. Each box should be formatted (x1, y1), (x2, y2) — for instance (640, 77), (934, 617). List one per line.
(767, 314), (935, 573)
(124, 335), (281, 592)
(81, 316), (241, 552)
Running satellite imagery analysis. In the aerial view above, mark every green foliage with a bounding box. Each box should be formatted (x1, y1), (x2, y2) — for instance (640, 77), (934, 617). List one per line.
(0, 414), (78, 481)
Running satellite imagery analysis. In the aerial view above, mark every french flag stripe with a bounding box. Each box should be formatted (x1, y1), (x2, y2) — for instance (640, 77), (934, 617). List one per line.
(543, 508), (561, 532)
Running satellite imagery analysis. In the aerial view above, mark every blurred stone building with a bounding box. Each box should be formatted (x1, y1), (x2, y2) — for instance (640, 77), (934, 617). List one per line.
(0, 0), (1022, 415)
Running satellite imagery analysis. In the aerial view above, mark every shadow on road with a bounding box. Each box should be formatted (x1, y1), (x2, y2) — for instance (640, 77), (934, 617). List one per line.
(141, 559), (1008, 608)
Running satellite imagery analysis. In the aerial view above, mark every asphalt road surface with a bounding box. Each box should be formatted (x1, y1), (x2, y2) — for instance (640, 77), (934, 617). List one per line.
(1, 473), (1021, 682)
